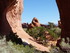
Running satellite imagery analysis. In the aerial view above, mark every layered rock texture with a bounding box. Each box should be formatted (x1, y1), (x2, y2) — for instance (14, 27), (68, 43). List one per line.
(56, 0), (70, 42)
(0, 0), (23, 35)
(0, 0), (50, 52)
(22, 18), (48, 29)
(29, 17), (41, 28)
(1, 0), (70, 52)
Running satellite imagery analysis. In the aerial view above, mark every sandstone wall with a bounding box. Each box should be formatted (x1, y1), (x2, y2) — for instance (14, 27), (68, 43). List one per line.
(56, 0), (70, 41)
(0, 1), (50, 52)
(0, 0), (24, 36)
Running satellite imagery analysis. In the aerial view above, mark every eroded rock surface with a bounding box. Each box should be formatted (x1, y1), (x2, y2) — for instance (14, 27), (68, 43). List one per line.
(0, 0), (50, 52)
(0, 0), (16, 35)
(29, 17), (41, 28)
(58, 20), (61, 28)
(56, 0), (70, 45)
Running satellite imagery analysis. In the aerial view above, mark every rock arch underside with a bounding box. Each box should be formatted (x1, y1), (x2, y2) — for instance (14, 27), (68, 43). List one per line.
(0, 0), (70, 52)
(56, 0), (70, 44)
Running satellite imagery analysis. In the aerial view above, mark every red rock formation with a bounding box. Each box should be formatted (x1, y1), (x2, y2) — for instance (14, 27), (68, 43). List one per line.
(0, 0), (15, 35)
(0, 0), (22, 35)
(0, 0), (31, 38)
(29, 17), (41, 28)
(22, 23), (29, 28)
(56, 0), (70, 44)
(56, 0), (70, 39)
(0, 0), (50, 52)
(41, 24), (48, 28)
(58, 20), (61, 28)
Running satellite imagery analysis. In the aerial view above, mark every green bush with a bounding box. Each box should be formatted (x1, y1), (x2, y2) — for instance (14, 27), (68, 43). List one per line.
(59, 37), (70, 53)
(23, 28), (28, 31)
(48, 22), (61, 38)
(12, 43), (41, 53)
(50, 47), (64, 53)
(50, 27), (61, 36)
(48, 22), (56, 29)
(46, 28), (59, 40)
(26, 27), (47, 40)
(50, 37), (70, 53)
(26, 27), (60, 40)
(0, 35), (42, 53)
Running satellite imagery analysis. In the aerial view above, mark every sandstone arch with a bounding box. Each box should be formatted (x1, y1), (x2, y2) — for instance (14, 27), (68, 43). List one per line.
(56, 0), (70, 42)
(0, 0), (50, 52)
(1, 0), (70, 52)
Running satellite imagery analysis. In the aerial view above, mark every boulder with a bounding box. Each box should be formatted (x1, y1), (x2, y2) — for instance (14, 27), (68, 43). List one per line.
(29, 17), (41, 28)
(22, 23), (29, 28)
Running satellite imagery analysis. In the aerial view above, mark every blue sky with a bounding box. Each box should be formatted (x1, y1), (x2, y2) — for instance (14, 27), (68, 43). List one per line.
(21, 0), (60, 24)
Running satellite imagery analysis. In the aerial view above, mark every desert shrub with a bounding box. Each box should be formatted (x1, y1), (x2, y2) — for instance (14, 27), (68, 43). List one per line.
(23, 28), (28, 31)
(59, 37), (70, 53)
(48, 22), (61, 37)
(0, 35), (42, 53)
(50, 41), (70, 53)
(26, 27), (47, 40)
(0, 35), (22, 53)
(26, 27), (60, 41)
(50, 37), (70, 53)
(48, 22), (56, 29)
(50, 47), (64, 53)
(46, 28), (59, 40)
(50, 27), (61, 36)
(12, 43), (41, 53)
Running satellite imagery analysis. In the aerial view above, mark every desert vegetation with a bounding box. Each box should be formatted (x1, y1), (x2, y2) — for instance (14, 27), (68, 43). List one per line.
(23, 22), (69, 53)
(25, 22), (61, 47)
(0, 22), (69, 53)
(0, 35), (70, 53)
(0, 0), (70, 53)
(0, 33), (43, 53)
